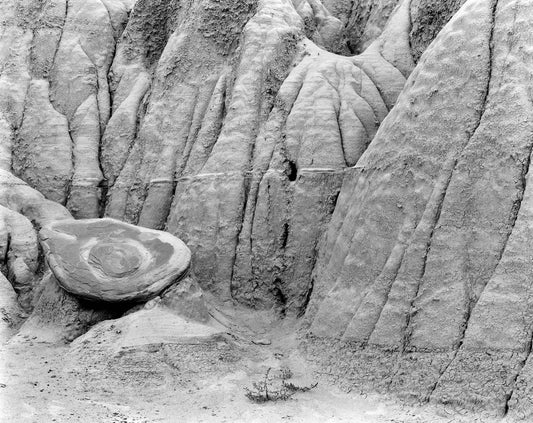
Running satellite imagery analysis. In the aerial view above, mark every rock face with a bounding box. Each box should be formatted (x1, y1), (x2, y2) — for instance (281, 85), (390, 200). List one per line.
(0, 272), (24, 341)
(0, 0), (128, 216)
(0, 170), (73, 309)
(0, 205), (39, 305)
(0, 0), (463, 316)
(17, 272), (126, 343)
(40, 218), (191, 302)
(3, 0), (524, 415)
(160, 275), (212, 323)
(322, 0), (402, 53)
(305, 0), (533, 417)
(409, 0), (467, 61)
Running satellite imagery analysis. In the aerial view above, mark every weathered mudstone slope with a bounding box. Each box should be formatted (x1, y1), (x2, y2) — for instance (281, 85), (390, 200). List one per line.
(409, 0), (467, 61)
(321, 0), (401, 53)
(305, 0), (533, 417)
(0, 0), (132, 217)
(0, 272), (24, 341)
(163, 0), (415, 312)
(0, 170), (72, 307)
(0, 0), (464, 314)
(103, 0), (461, 314)
(3, 0), (527, 416)
(319, 0), (466, 56)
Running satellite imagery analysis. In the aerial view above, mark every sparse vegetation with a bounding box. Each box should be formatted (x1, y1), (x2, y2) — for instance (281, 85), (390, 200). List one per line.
(244, 367), (318, 403)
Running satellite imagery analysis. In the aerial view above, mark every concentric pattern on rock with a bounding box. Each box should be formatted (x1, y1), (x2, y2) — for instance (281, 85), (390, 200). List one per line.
(40, 218), (191, 302)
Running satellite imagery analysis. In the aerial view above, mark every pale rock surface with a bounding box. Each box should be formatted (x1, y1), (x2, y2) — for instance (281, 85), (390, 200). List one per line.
(16, 272), (124, 343)
(165, 0), (412, 310)
(0, 0), (463, 314)
(12, 79), (72, 205)
(160, 275), (212, 323)
(0, 170), (72, 226)
(305, 0), (533, 416)
(0, 205), (38, 307)
(40, 218), (191, 302)
(71, 306), (226, 354)
(409, 0), (468, 62)
(0, 0), (131, 216)
(292, 0), (346, 53)
(0, 171), (72, 309)
(0, 0), (507, 415)
(0, 273), (24, 341)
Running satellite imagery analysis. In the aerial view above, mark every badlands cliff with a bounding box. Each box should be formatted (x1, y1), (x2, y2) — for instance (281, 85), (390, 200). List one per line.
(2, 0), (531, 421)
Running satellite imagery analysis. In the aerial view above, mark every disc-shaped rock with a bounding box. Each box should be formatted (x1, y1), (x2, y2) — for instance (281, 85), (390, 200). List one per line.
(40, 218), (191, 302)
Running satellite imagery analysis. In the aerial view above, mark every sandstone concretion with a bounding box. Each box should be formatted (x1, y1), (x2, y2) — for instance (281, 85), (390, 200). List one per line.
(40, 218), (191, 302)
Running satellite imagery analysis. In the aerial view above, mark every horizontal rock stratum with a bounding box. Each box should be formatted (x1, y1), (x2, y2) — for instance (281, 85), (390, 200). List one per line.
(40, 218), (191, 302)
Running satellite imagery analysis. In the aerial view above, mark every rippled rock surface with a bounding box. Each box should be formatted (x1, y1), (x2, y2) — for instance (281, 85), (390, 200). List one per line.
(40, 218), (191, 302)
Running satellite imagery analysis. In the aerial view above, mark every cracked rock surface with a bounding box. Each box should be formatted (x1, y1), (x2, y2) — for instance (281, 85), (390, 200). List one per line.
(1, 0), (526, 419)
(305, 0), (533, 417)
(0, 0), (461, 315)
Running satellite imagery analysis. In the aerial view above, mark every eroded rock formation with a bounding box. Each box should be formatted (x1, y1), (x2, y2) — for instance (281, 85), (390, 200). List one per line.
(1, 0), (463, 315)
(2, 0), (523, 417)
(305, 0), (533, 417)
(41, 218), (191, 302)
(0, 170), (72, 307)
(0, 272), (24, 341)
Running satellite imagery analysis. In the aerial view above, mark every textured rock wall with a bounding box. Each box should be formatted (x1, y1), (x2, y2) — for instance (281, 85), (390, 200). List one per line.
(0, 170), (72, 308)
(3, 0), (527, 415)
(305, 0), (533, 417)
(323, 0), (401, 54)
(166, 0), (413, 311)
(409, 0), (468, 61)
(0, 272), (24, 341)
(0, 0), (467, 315)
(0, 0), (132, 217)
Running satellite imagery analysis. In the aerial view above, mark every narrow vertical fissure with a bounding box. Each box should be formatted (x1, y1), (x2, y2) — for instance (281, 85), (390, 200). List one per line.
(401, 158), (457, 353)
(504, 313), (533, 416)
(273, 277), (287, 317)
(98, 24), (123, 216)
(2, 233), (11, 280)
(48, 0), (68, 81)
(406, 0), (415, 64)
(425, 0), (499, 399)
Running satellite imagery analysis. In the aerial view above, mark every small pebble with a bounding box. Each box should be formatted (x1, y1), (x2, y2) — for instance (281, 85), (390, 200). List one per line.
(252, 338), (271, 345)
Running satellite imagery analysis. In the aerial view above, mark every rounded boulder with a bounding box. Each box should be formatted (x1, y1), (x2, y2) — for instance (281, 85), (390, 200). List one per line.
(40, 218), (191, 302)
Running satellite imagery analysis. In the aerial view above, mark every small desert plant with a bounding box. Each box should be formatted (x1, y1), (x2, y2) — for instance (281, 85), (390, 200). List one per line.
(279, 367), (293, 380)
(244, 367), (318, 403)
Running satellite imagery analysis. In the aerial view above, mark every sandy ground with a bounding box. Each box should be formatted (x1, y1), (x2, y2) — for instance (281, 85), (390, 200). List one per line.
(0, 303), (502, 423)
